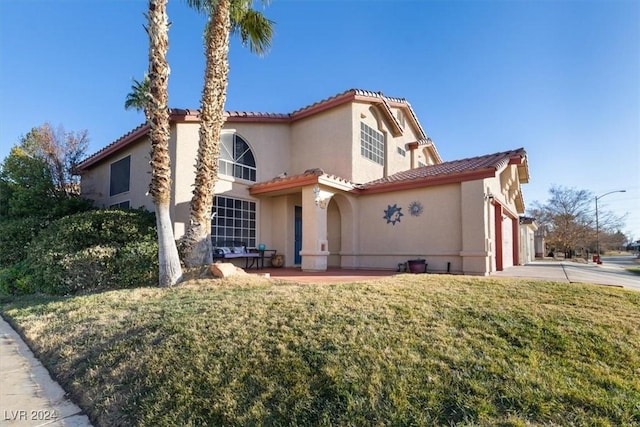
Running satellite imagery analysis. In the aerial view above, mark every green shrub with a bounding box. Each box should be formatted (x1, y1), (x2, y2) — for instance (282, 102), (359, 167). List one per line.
(22, 209), (158, 295)
(0, 262), (34, 295)
(0, 217), (48, 268)
(113, 239), (159, 288)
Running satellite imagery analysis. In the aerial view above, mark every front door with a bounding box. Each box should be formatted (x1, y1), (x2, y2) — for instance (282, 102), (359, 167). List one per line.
(294, 206), (302, 264)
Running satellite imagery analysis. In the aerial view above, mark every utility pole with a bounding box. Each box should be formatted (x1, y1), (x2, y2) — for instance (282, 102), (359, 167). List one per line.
(595, 190), (626, 263)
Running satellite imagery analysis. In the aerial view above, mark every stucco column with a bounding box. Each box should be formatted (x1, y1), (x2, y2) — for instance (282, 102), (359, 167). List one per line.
(460, 181), (492, 275)
(300, 185), (332, 271)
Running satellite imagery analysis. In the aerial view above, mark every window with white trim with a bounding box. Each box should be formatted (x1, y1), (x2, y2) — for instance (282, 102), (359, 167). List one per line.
(109, 156), (130, 196)
(219, 133), (256, 181)
(360, 122), (384, 165)
(212, 196), (257, 247)
(109, 201), (130, 209)
(397, 146), (406, 157)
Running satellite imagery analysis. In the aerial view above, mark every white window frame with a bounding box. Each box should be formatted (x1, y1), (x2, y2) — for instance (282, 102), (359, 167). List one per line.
(212, 196), (257, 247)
(360, 122), (384, 165)
(219, 133), (257, 182)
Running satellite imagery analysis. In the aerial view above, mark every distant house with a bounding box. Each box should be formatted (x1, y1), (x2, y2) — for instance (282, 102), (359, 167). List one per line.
(534, 225), (548, 258)
(76, 89), (531, 275)
(519, 216), (538, 264)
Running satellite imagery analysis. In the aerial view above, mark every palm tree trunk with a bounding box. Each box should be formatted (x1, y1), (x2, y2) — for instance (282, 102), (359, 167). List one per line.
(148, 0), (182, 286)
(181, 0), (231, 267)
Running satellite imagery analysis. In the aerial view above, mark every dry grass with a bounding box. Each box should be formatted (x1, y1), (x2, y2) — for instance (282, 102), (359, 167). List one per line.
(2, 274), (639, 426)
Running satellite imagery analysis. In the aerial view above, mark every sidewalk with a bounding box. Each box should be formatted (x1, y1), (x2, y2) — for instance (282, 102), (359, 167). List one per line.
(491, 260), (570, 282)
(492, 259), (640, 291)
(0, 316), (92, 427)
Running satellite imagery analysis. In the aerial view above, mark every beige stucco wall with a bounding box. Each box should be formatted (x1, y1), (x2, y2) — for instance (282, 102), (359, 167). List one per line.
(483, 165), (527, 271)
(350, 104), (423, 183)
(419, 147), (436, 166)
(484, 166), (523, 220)
(460, 180), (493, 275)
(170, 121), (291, 238)
(355, 184), (463, 272)
(225, 123), (292, 182)
(255, 194), (302, 268)
(79, 134), (154, 211)
(290, 104), (353, 178)
(327, 200), (342, 267)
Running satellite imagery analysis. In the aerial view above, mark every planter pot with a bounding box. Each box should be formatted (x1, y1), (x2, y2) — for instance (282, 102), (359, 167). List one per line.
(271, 254), (285, 268)
(407, 259), (427, 274)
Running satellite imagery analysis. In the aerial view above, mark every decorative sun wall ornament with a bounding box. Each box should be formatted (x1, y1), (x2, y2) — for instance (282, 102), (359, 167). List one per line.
(408, 201), (424, 217)
(383, 204), (404, 225)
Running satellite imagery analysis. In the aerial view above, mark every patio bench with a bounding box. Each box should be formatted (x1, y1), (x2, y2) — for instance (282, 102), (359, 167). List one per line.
(212, 240), (261, 269)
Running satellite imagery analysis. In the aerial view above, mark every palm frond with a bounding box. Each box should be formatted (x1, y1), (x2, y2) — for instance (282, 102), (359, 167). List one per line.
(232, 8), (274, 56)
(184, 0), (221, 14)
(124, 74), (151, 113)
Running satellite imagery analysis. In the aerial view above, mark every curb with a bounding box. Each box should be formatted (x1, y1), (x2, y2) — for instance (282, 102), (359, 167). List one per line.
(0, 316), (92, 427)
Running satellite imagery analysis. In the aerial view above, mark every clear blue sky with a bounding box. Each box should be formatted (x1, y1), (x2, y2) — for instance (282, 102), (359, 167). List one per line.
(1, 0), (638, 240)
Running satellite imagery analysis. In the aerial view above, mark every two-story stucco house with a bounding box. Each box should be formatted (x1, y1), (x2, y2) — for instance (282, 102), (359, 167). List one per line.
(77, 89), (531, 275)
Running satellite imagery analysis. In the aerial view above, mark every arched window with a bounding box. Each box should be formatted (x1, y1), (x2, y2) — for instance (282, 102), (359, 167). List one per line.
(219, 133), (256, 182)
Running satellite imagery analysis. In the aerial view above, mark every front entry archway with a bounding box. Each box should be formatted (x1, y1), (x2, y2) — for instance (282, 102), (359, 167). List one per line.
(327, 199), (342, 267)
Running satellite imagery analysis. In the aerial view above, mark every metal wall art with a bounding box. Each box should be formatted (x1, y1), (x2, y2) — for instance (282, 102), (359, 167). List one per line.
(383, 204), (404, 225)
(408, 201), (424, 217)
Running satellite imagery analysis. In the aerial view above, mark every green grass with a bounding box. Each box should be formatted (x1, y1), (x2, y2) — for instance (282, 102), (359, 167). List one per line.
(627, 257), (640, 275)
(2, 274), (640, 426)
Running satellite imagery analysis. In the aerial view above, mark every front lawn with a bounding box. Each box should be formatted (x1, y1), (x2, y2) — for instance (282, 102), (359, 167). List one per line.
(2, 274), (639, 426)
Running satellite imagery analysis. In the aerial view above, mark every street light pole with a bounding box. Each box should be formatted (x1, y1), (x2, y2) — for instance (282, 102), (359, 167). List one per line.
(595, 189), (626, 263)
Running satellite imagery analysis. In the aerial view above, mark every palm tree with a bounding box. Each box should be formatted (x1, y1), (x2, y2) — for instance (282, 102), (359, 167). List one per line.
(180, 0), (273, 267)
(146, 0), (183, 286)
(124, 74), (151, 116)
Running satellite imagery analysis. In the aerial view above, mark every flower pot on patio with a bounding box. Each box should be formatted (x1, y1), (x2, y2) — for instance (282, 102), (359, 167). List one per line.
(407, 259), (427, 274)
(271, 254), (284, 268)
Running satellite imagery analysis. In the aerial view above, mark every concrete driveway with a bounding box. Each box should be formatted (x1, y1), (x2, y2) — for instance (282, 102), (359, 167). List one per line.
(492, 256), (640, 291)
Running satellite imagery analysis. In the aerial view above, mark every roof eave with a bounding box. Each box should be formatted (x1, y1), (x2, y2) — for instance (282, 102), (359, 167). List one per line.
(76, 123), (150, 172)
(359, 169), (496, 195)
(250, 174), (320, 196)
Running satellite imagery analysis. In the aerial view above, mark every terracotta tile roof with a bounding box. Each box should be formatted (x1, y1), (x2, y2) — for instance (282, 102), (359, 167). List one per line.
(171, 89), (414, 124)
(290, 89), (404, 115)
(250, 168), (359, 196)
(362, 148), (527, 191)
(76, 122), (150, 172)
(78, 89), (436, 170)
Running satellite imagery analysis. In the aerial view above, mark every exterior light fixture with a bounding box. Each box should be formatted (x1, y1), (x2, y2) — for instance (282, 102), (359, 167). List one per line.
(313, 184), (327, 209)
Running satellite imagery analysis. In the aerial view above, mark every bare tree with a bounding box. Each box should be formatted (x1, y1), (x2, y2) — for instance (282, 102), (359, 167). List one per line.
(1, 124), (91, 219)
(529, 185), (625, 256)
(21, 123), (88, 196)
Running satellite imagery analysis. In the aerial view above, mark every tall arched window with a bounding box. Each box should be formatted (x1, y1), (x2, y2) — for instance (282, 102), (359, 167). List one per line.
(219, 133), (256, 182)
